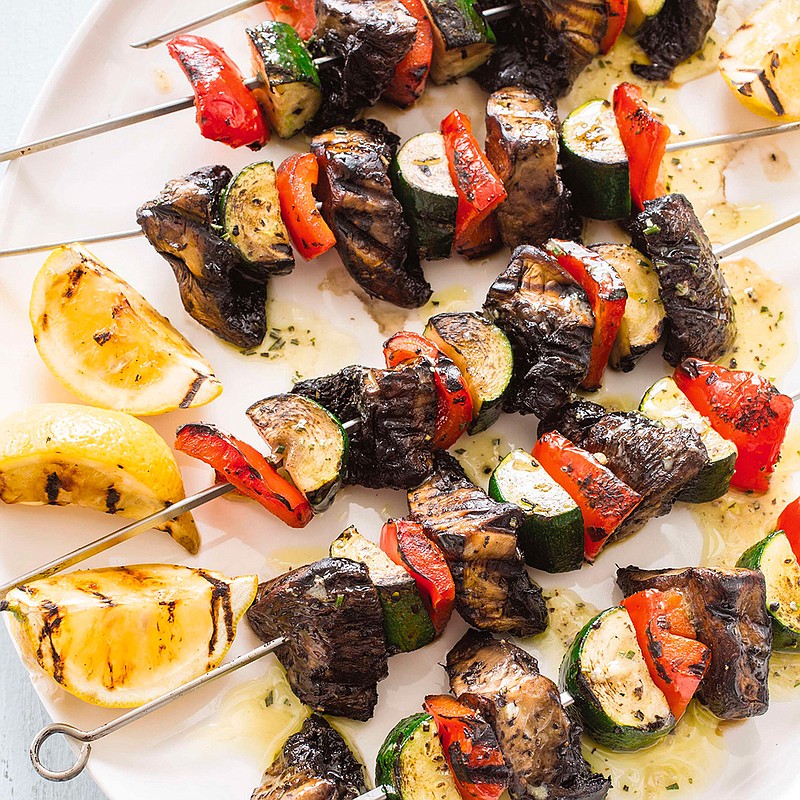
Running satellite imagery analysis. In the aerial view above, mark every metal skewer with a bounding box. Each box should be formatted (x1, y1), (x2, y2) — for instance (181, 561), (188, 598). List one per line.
(2, 17), (799, 169)
(664, 119), (800, 152)
(0, 483), (234, 602)
(28, 628), (573, 784)
(130, 1), (519, 50)
(130, 0), (264, 49)
(713, 209), (800, 260)
(0, 76), (258, 165)
(2, 194), (799, 261)
(29, 635), (286, 781)
(0, 418), (360, 600)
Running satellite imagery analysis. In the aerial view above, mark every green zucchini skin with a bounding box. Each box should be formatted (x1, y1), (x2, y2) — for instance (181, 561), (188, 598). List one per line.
(624, 0), (666, 33)
(560, 607), (675, 751)
(221, 161), (295, 277)
(424, 0), (496, 84)
(330, 527), (436, 653)
(246, 393), (348, 512)
(392, 132), (457, 261)
(738, 531), (800, 652)
(489, 449), (584, 573)
(423, 312), (513, 434)
(376, 713), (461, 800)
(246, 21), (322, 139)
(639, 376), (737, 504)
(561, 99), (631, 221)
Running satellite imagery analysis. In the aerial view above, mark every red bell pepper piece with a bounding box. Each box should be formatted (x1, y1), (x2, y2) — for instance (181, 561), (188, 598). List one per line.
(777, 497), (800, 563)
(174, 423), (313, 528)
(622, 589), (711, 719)
(441, 110), (507, 241)
(167, 35), (269, 150)
(276, 153), (336, 260)
(383, 0), (433, 107)
(612, 82), (670, 210)
(673, 358), (793, 493)
(532, 432), (642, 560)
(380, 518), (455, 634)
(601, 0), (629, 53)
(384, 331), (473, 450)
(544, 239), (628, 391)
(423, 694), (509, 800)
(265, 0), (316, 40)
(456, 212), (502, 260)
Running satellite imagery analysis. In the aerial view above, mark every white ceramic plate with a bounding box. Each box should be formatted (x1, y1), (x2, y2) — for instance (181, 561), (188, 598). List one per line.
(2, 0), (800, 798)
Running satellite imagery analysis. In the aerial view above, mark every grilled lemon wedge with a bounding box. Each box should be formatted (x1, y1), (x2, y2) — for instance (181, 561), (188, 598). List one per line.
(0, 403), (199, 553)
(719, 0), (800, 121)
(2, 565), (258, 707)
(30, 244), (222, 416)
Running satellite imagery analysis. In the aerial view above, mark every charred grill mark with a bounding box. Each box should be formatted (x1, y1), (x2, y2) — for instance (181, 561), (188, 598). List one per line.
(45, 472), (61, 504)
(111, 300), (130, 319)
(93, 330), (112, 345)
(757, 69), (785, 116)
(646, 626), (672, 684)
(63, 267), (85, 299)
(179, 370), (208, 408)
(106, 486), (121, 514)
(37, 600), (65, 685)
(199, 570), (234, 657)
(159, 599), (177, 626)
(90, 591), (116, 606)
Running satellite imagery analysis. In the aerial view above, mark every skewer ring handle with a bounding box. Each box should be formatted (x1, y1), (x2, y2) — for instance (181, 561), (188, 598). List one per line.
(30, 722), (92, 781)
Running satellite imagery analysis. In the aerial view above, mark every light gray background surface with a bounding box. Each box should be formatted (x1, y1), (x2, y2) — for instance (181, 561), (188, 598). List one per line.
(1, 2), (107, 797)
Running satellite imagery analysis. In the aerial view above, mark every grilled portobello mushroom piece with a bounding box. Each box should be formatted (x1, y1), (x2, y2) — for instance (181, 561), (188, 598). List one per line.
(630, 194), (736, 366)
(474, 0), (607, 98)
(616, 565), (772, 719)
(484, 245), (594, 418)
(247, 558), (389, 721)
(632, 0), (719, 81)
(251, 714), (367, 800)
(580, 411), (707, 540)
(408, 452), (548, 636)
(308, 0), (417, 131)
(312, 125), (432, 308)
(293, 364), (437, 489)
(537, 399), (607, 443)
(448, 631), (610, 800)
(136, 166), (268, 348)
(485, 87), (580, 249)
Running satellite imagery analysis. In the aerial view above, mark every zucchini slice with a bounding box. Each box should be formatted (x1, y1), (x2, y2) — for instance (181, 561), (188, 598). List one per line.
(423, 0), (496, 84)
(738, 531), (800, 652)
(489, 449), (584, 573)
(246, 393), (348, 512)
(424, 312), (513, 433)
(640, 377), (737, 503)
(561, 99), (631, 221)
(330, 527), (436, 653)
(222, 161), (295, 277)
(561, 607), (675, 751)
(246, 21), (322, 139)
(591, 243), (665, 372)
(624, 0), (666, 33)
(376, 713), (462, 800)
(392, 132), (457, 261)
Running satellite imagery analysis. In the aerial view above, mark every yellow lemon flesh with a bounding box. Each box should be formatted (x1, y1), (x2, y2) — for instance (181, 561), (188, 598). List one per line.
(2, 565), (257, 707)
(0, 403), (199, 553)
(30, 244), (222, 416)
(719, 0), (800, 121)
